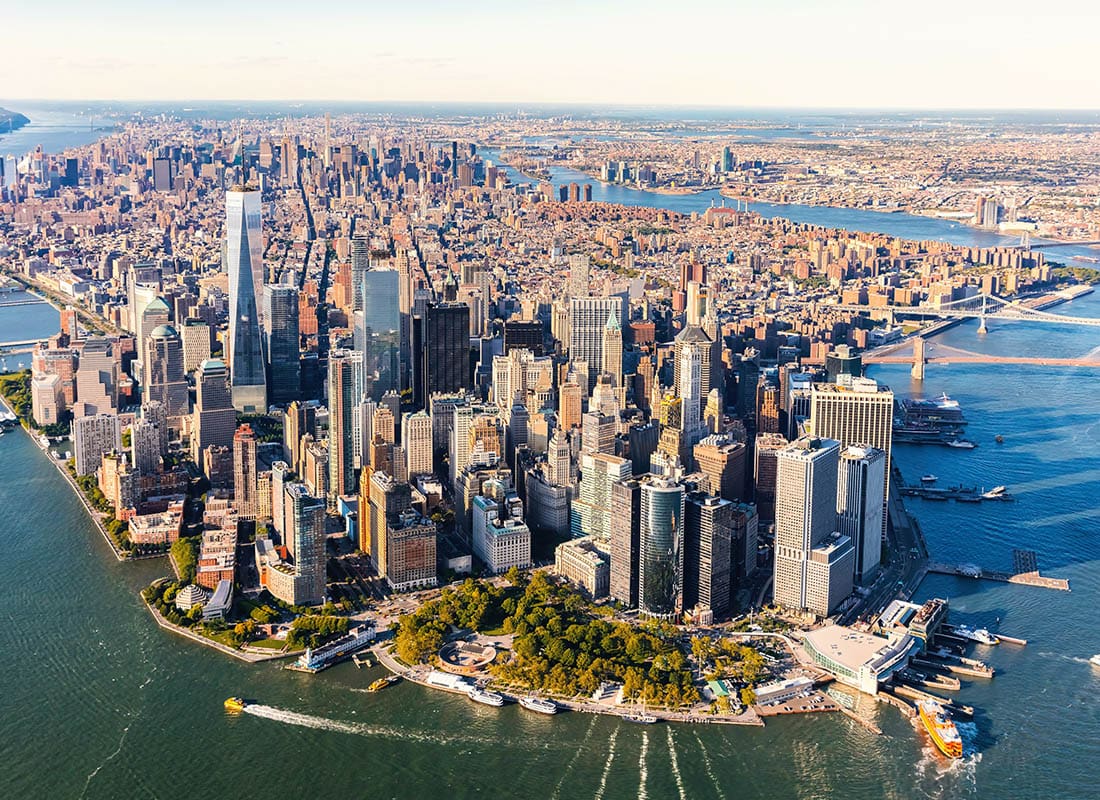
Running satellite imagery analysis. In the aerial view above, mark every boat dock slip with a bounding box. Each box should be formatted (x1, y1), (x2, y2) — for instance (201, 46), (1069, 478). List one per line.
(888, 685), (974, 717)
(994, 634), (1028, 646)
(927, 553), (1070, 591)
(912, 655), (994, 680)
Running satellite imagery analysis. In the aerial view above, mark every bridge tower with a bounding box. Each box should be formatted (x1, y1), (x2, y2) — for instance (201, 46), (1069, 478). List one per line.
(911, 336), (926, 380)
(1020, 230), (1031, 250)
(977, 293), (988, 335)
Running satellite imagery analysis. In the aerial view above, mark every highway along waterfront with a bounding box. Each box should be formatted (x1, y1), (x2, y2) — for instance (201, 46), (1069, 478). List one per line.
(1, 191), (1098, 800)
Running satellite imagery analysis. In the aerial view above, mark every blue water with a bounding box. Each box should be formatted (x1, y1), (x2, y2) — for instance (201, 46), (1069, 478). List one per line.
(0, 106), (117, 158)
(0, 292), (60, 353)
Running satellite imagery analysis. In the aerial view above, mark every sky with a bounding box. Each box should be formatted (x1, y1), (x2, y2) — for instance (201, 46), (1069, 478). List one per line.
(4, 0), (1099, 109)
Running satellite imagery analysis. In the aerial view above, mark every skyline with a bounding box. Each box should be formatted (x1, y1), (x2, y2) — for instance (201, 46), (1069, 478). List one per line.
(6, 0), (1100, 110)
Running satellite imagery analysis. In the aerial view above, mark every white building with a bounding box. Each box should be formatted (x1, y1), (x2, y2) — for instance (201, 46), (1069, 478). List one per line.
(554, 537), (610, 598)
(471, 481), (531, 574)
(837, 445), (887, 583)
(402, 410), (433, 477)
(74, 413), (121, 476)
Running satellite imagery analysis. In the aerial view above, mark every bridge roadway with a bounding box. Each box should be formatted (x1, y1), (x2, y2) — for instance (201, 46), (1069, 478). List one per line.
(863, 338), (1100, 368)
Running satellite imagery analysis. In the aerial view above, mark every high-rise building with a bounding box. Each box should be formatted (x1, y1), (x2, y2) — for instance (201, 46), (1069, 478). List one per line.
(558, 374), (583, 431)
(233, 423), (258, 520)
(418, 302), (470, 404)
(471, 480), (532, 574)
(263, 285), (300, 404)
(753, 432), (788, 523)
(181, 318), (212, 373)
(810, 378), (893, 535)
(684, 493), (733, 617)
(271, 461), (290, 539)
(837, 445), (887, 583)
(73, 413), (121, 476)
(638, 476), (685, 619)
(327, 349), (359, 501)
(145, 325), (188, 422)
(366, 470), (412, 567)
(609, 478), (641, 607)
(361, 268), (402, 398)
(383, 510), (438, 592)
(773, 436), (854, 616)
(402, 410), (433, 477)
(75, 338), (117, 416)
(130, 418), (162, 476)
(137, 295), (169, 388)
(569, 296), (623, 392)
(192, 359), (237, 465)
(571, 452), (632, 542)
(693, 435), (746, 502)
(350, 236), (369, 312)
(601, 310), (623, 389)
(225, 186), (267, 412)
(285, 483), (327, 606)
(825, 345), (862, 384)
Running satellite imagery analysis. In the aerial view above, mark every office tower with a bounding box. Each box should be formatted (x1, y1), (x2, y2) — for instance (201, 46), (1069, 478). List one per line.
(327, 349), (358, 501)
(601, 310), (623, 388)
(638, 477), (685, 619)
(181, 318), (212, 372)
(373, 405), (396, 446)
(753, 432), (788, 523)
(567, 253), (589, 298)
(471, 480), (532, 574)
(350, 236), (369, 312)
(503, 319), (544, 356)
(546, 429), (574, 487)
(558, 374), (583, 431)
(285, 483), (327, 606)
(674, 325), (721, 417)
(773, 437), (854, 616)
(419, 302), (470, 404)
(130, 418), (162, 476)
(730, 502), (760, 580)
(75, 338), (117, 416)
(225, 185), (267, 412)
(810, 378), (893, 535)
(361, 268), (401, 398)
(233, 424), (258, 520)
(825, 344), (862, 384)
(283, 400), (316, 472)
(142, 399), (169, 455)
(192, 359), (237, 464)
(684, 493), (733, 617)
(837, 445), (887, 583)
(571, 452), (632, 542)
(581, 410), (616, 455)
(693, 435), (746, 502)
(678, 341), (704, 445)
(384, 511), (438, 592)
(756, 379), (781, 434)
(73, 413), (121, 476)
(137, 296), (169, 387)
(263, 285), (300, 404)
(366, 471), (412, 565)
(145, 325), (188, 421)
(569, 296), (623, 392)
(609, 478), (641, 607)
(402, 410), (433, 477)
(271, 461), (290, 539)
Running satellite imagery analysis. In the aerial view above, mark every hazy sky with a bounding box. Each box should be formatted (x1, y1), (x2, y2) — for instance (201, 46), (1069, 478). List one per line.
(5, 0), (1099, 108)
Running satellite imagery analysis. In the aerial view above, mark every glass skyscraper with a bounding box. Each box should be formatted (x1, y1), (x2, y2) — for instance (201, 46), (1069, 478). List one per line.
(225, 186), (267, 412)
(361, 268), (401, 399)
(263, 284), (300, 404)
(638, 477), (685, 619)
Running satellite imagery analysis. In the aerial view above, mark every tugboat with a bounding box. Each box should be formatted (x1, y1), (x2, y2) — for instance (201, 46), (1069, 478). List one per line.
(224, 696), (247, 713)
(918, 699), (963, 759)
(468, 688), (505, 707)
(519, 696), (559, 715)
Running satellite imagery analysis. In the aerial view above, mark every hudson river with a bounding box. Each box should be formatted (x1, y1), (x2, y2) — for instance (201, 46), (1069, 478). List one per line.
(1, 179), (1098, 800)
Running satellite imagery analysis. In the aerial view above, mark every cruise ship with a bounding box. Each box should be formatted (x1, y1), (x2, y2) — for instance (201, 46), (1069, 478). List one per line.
(918, 700), (963, 759)
(468, 688), (505, 707)
(518, 696), (558, 715)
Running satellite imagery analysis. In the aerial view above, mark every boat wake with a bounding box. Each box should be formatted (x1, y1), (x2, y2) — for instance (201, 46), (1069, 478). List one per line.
(1037, 651), (1091, 665)
(593, 727), (618, 800)
(549, 715), (598, 800)
(666, 726), (687, 800)
(78, 723), (130, 800)
(638, 729), (649, 800)
(693, 731), (727, 800)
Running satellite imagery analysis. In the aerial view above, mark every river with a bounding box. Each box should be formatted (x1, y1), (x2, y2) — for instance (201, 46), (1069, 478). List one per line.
(1, 142), (1098, 800)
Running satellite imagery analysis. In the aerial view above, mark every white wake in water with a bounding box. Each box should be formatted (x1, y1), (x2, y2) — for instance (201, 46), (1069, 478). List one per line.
(693, 731), (727, 800)
(666, 726), (687, 800)
(638, 729), (649, 800)
(593, 726), (619, 800)
(550, 715), (598, 800)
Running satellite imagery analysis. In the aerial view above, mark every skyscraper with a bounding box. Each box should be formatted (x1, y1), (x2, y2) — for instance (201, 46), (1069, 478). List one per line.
(402, 410), (433, 477)
(327, 349), (359, 501)
(773, 437), (854, 616)
(572, 452), (632, 542)
(73, 413), (121, 476)
(609, 478), (641, 607)
(145, 325), (188, 422)
(361, 268), (402, 398)
(418, 302), (470, 405)
(837, 445), (887, 583)
(684, 493), (733, 617)
(130, 418), (162, 476)
(569, 296), (623, 392)
(810, 378), (893, 536)
(601, 309), (623, 389)
(74, 338), (117, 416)
(350, 236), (369, 313)
(233, 423), (258, 520)
(225, 186), (267, 412)
(263, 285), (300, 404)
(638, 476), (685, 619)
(693, 434), (746, 502)
(285, 483), (327, 606)
(192, 359), (237, 465)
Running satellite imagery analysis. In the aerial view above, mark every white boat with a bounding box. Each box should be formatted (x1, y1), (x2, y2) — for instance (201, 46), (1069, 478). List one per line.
(982, 485), (1007, 499)
(623, 712), (658, 724)
(468, 688), (505, 707)
(518, 696), (558, 715)
(1089, 654), (1100, 667)
(952, 625), (999, 645)
(920, 474), (938, 483)
(946, 439), (977, 449)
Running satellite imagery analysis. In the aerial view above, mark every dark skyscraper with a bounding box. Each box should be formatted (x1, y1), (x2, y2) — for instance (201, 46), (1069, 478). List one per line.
(361, 269), (401, 399)
(418, 302), (470, 405)
(503, 319), (545, 356)
(263, 285), (301, 404)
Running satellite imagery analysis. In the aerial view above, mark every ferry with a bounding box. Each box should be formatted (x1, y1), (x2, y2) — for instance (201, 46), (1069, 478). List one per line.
(917, 699), (963, 759)
(920, 474), (938, 483)
(982, 485), (1008, 499)
(951, 625), (1000, 645)
(224, 696), (247, 713)
(368, 675), (401, 693)
(468, 688), (505, 707)
(946, 439), (977, 449)
(518, 696), (558, 715)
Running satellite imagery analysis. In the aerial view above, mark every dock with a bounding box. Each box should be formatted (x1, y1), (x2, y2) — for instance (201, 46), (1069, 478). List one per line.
(912, 653), (994, 679)
(902, 486), (1013, 503)
(888, 684), (974, 717)
(927, 562), (1070, 591)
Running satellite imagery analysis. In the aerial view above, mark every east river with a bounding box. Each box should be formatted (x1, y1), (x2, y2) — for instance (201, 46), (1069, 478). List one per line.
(1, 146), (1099, 800)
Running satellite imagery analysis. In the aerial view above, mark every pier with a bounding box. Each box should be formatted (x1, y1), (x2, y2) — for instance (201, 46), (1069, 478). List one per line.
(902, 485), (1013, 503)
(927, 562), (1070, 591)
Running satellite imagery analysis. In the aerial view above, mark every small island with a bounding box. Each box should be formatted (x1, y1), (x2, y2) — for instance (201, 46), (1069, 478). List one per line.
(0, 107), (30, 132)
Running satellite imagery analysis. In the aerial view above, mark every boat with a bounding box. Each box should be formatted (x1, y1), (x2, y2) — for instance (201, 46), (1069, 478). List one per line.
(982, 486), (1007, 499)
(995, 435), (1005, 444)
(224, 696), (247, 712)
(518, 696), (558, 715)
(952, 625), (1000, 645)
(917, 699), (963, 759)
(623, 711), (659, 724)
(1089, 654), (1100, 668)
(920, 474), (938, 483)
(946, 439), (977, 449)
(368, 675), (401, 693)
(468, 688), (505, 707)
